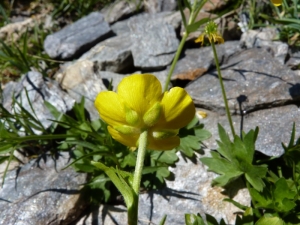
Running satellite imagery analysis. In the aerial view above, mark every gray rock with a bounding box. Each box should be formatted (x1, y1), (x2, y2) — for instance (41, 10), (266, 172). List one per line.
(2, 71), (74, 134)
(171, 41), (241, 80)
(129, 17), (179, 69)
(199, 104), (300, 157)
(44, 12), (112, 59)
(80, 34), (133, 73)
(240, 28), (279, 48)
(240, 28), (288, 64)
(286, 47), (300, 68)
(75, 152), (250, 225)
(144, 0), (177, 13)
(99, 71), (128, 91)
(111, 19), (131, 35)
(186, 48), (300, 115)
(99, 70), (169, 92)
(55, 60), (107, 121)
(101, 0), (142, 24)
(111, 11), (182, 36)
(254, 39), (288, 65)
(0, 152), (88, 225)
(0, 14), (53, 42)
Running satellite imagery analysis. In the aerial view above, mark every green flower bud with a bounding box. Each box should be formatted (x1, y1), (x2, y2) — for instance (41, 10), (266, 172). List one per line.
(152, 129), (178, 140)
(114, 125), (139, 135)
(125, 106), (139, 126)
(143, 102), (161, 127)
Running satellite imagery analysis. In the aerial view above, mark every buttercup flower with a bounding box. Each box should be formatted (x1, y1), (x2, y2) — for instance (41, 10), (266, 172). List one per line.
(195, 21), (224, 45)
(271, 0), (282, 6)
(95, 74), (195, 150)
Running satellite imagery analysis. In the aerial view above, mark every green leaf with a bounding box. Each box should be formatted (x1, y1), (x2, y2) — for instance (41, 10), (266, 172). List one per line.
(185, 213), (206, 225)
(74, 163), (96, 173)
(180, 135), (202, 157)
(235, 129), (257, 164)
(202, 125), (265, 190)
(73, 97), (86, 122)
(1, 148), (15, 186)
(156, 167), (170, 182)
(186, 116), (199, 130)
(244, 165), (267, 192)
(235, 207), (254, 225)
(91, 161), (135, 209)
(223, 198), (248, 211)
(159, 215), (167, 225)
(201, 152), (244, 187)
(217, 124), (234, 161)
(249, 186), (272, 209)
(206, 214), (220, 225)
(151, 149), (178, 164)
(194, 127), (211, 141)
(255, 215), (284, 225)
(186, 18), (210, 33)
(86, 174), (110, 189)
(121, 153), (137, 168)
(178, 117), (211, 158)
(273, 178), (296, 212)
(142, 166), (169, 175)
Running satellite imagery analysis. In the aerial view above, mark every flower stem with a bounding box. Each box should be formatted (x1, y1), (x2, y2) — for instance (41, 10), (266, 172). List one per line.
(128, 130), (148, 225)
(163, 0), (207, 92)
(211, 41), (236, 137)
(163, 31), (189, 92)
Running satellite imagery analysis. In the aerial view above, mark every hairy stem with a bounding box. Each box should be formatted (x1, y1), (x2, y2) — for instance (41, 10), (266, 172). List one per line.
(211, 41), (235, 137)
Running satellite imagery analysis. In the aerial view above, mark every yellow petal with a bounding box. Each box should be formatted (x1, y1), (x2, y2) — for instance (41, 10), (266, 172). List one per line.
(195, 34), (205, 44)
(215, 35), (224, 44)
(117, 74), (163, 117)
(107, 126), (139, 148)
(95, 91), (126, 127)
(148, 135), (180, 150)
(155, 87), (195, 130)
(271, 0), (282, 6)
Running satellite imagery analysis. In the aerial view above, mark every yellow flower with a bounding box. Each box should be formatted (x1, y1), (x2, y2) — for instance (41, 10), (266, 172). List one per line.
(197, 111), (207, 119)
(195, 21), (224, 45)
(95, 74), (195, 150)
(271, 0), (282, 6)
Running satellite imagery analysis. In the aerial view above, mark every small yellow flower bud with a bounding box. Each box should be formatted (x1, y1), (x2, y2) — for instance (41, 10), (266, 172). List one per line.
(197, 111), (207, 119)
(195, 21), (224, 45)
(143, 102), (162, 127)
(271, 0), (282, 6)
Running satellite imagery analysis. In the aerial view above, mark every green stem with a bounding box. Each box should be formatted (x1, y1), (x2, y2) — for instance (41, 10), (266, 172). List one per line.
(163, 0), (203, 92)
(128, 130), (148, 225)
(211, 41), (235, 137)
(163, 31), (189, 92)
(163, 0), (208, 92)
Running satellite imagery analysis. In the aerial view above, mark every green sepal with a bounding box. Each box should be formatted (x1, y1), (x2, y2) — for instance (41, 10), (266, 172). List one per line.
(143, 102), (161, 127)
(114, 125), (139, 135)
(152, 129), (178, 139)
(125, 106), (139, 126)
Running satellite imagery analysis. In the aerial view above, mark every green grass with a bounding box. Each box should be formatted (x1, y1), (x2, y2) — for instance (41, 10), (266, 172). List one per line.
(0, 0), (115, 84)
